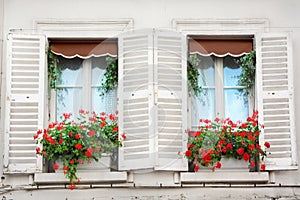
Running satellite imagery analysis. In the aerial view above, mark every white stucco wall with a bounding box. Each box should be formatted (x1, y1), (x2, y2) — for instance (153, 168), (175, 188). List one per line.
(1, 0), (300, 198)
(0, 0), (4, 177)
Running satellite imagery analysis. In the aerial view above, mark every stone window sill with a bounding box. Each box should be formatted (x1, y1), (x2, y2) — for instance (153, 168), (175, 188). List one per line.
(34, 172), (127, 185)
(180, 172), (269, 184)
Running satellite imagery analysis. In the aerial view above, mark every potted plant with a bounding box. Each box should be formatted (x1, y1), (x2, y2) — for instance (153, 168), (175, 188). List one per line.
(34, 110), (125, 189)
(185, 110), (270, 172)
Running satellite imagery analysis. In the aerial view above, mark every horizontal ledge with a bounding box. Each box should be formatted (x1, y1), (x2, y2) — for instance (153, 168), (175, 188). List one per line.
(266, 165), (298, 171)
(181, 172), (269, 184)
(34, 172), (127, 185)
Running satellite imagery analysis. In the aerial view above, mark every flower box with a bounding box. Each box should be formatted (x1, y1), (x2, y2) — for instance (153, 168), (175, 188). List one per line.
(186, 111), (270, 172)
(56, 154), (111, 173)
(216, 157), (248, 172)
(35, 110), (125, 189)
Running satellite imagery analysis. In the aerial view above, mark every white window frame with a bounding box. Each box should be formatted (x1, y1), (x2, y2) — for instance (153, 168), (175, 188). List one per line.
(50, 57), (102, 121)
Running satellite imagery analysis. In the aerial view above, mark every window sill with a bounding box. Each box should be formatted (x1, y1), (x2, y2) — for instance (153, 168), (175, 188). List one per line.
(180, 171), (269, 184)
(34, 172), (127, 185)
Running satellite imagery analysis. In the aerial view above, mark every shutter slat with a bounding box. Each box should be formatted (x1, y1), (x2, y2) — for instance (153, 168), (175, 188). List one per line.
(4, 34), (45, 174)
(154, 30), (188, 171)
(256, 33), (297, 170)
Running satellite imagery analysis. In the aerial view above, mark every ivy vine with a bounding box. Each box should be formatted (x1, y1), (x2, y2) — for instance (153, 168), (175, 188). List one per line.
(98, 57), (118, 96)
(187, 54), (202, 96)
(47, 48), (60, 90)
(236, 50), (256, 95)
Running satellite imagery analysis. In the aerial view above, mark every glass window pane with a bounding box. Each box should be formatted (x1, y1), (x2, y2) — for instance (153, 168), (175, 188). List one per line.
(56, 88), (82, 120)
(92, 89), (117, 114)
(91, 56), (117, 114)
(224, 88), (248, 122)
(57, 56), (83, 86)
(197, 56), (215, 86)
(92, 57), (107, 85)
(191, 89), (215, 125)
(223, 56), (241, 86)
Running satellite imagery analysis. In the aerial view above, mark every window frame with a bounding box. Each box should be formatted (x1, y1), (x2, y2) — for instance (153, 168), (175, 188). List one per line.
(189, 54), (254, 131)
(49, 56), (112, 121)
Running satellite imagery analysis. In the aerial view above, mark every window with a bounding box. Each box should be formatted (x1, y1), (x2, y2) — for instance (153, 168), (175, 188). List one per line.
(55, 56), (117, 120)
(189, 36), (253, 129)
(191, 55), (249, 127)
(49, 40), (118, 120)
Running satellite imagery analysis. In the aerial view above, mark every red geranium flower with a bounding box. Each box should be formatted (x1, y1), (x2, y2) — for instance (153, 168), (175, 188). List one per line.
(63, 113), (71, 119)
(75, 143), (82, 150)
(88, 129), (95, 137)
(248, 144), (255, 151)
(75, 134), (81, 139)
(85, 148), (93, 157)
(121, 133), (127, 139)
(237, 148), (244, 156)
(69, 183), (76, 190)
(185, 150), (192, 157)
(250, 160), (255, 167)
(109, 114), (116, 121)
(243, 152), (250, 161)
(216, 161), (221, 168)
(264, 142), (270, 148)
(112, 126), (119, 133)
(53, 163), (59, 170)
(194, 165), (200, 172)
(226, 143), (233, 150)
(261, 163), (266, 170)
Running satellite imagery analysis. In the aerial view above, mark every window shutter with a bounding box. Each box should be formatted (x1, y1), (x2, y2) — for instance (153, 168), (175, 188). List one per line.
(118, 30), (155, 170)
(256, 33), (298, 170)
(154, 30), (188, 171)
(3, 34), (46, 173)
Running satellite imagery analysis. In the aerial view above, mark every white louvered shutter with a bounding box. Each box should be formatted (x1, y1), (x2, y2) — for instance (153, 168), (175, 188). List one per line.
(154, 30), (188, 171)
(118, 30), (155, 170)
(4, 34), (46, 173)
(256, 33), (297, 170)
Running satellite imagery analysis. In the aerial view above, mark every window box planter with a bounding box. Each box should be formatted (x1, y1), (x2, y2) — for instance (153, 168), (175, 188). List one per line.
(56, 154), (111, 173)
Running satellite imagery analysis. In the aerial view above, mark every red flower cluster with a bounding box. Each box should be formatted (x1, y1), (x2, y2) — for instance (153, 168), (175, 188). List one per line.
(34, 110), (124, 189)
(185, 111), (270, 171)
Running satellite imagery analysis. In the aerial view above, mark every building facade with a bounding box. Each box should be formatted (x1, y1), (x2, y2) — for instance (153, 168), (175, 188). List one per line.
(1, 0), (300, 199)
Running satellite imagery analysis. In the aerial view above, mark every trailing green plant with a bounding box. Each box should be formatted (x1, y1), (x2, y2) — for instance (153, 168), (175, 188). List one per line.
(236, 50), (256, 95)
(98, 57), (118, 96)
(47, 48), (61, 90)
(187, 54), (202, 96)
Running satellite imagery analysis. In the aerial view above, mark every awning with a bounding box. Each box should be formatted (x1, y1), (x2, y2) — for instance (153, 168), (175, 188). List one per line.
(50, 39), (117, 59)
(189, 37), (253, 57)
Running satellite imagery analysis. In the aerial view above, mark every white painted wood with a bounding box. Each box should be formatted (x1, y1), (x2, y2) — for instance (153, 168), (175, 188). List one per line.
(118, 30), (155, 170)
(35, 19), (133, 38)
(256, 33), (297, 170)
(154, 30), (188, 171)
(4, 33), (46, 173)
(173, 18), (269, 35)
(181, 172), (269, 183)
